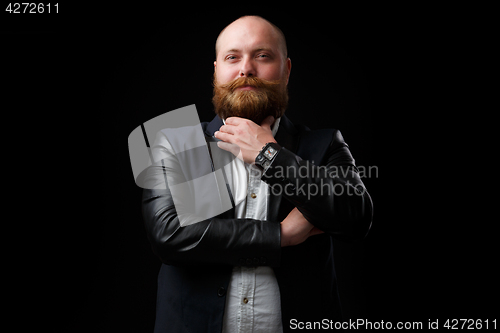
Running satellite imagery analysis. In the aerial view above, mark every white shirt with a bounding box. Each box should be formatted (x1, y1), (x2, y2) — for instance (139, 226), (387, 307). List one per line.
(221, 118), (283, 333)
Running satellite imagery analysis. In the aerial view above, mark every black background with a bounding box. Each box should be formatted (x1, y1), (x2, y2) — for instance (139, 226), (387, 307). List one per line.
(2, 5), (496, 332)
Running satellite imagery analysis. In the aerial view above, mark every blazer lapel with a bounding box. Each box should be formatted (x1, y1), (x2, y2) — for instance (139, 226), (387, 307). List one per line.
(267, 115), (299, 223)
(204, 115), (223, 137)
(204, 116), (234, 219)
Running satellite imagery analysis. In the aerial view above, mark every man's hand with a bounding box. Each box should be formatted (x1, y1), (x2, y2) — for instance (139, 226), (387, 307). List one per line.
(281, 207), (324, 247)
(215, 116), (276, 164)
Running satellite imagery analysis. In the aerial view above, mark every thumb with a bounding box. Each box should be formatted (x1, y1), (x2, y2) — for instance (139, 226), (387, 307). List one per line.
(260, 115), (275, 130)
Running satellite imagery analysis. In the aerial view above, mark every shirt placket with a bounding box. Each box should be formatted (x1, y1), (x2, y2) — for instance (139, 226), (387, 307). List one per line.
(245, 164), (261, 219)
(239, 266), (256, 333)
(237, 164), (260, 333)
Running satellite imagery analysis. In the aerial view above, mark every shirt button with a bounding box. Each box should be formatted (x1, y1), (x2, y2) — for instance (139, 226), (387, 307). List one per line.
(243, 297), (249, 304)
(251, 193), (257, 198)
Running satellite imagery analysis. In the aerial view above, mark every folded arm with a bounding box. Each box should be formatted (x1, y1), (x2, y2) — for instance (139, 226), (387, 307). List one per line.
(142, 186), (281, 266)
(262, 129), (373, 241)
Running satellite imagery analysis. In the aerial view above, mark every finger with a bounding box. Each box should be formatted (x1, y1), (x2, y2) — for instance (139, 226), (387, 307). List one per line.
(285, 207), (300, 219)
(260, 115), (275, 130)
(309, 227), (324, 236)
(219, 124), (236, 135)
(224, 117), (243, 125)
(214, 130), (233, 143)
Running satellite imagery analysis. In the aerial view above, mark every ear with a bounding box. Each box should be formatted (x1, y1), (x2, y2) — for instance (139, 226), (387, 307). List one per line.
(285, 58), (292, 85)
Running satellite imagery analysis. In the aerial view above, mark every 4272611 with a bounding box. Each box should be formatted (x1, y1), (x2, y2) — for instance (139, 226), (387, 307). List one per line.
(443, 319), (496, 330)
(5, 3), (58, 13)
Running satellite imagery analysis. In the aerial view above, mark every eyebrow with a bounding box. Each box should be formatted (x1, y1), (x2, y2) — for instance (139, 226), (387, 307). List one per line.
(224, 47), (275, 54)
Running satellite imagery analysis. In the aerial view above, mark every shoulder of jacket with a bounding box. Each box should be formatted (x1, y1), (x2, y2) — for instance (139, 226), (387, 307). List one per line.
(296, 124), (342, 143)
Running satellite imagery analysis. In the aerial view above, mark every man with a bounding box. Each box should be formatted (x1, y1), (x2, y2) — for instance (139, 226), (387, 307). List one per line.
(141, 15), (373, 332)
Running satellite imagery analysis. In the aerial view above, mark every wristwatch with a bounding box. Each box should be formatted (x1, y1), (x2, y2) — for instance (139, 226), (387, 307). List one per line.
(255, 142), (281, 171)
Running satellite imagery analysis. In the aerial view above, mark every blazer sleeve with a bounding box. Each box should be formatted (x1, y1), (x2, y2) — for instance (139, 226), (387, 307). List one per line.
(140, 131), (281, 267)
(261, 129), (373, 241)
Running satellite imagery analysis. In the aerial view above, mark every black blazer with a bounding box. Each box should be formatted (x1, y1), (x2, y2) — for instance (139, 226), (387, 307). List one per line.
(142, 115), (373, 332)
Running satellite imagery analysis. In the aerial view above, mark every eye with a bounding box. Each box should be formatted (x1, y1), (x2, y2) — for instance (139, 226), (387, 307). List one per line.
(225, 55), (238, 61)
(257, 54), (269, 58)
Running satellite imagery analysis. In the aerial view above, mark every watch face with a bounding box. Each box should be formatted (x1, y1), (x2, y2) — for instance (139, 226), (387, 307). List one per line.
(264, 147), (276, 159)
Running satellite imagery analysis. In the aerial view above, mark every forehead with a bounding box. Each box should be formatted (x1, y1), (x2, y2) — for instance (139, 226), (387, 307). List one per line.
(217, 18), (281, 55)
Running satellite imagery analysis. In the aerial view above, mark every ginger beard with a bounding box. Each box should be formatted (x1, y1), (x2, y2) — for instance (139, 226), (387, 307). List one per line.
(212, 74), (289, 125)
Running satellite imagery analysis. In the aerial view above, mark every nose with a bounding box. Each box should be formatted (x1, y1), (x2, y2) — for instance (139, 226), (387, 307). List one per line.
(239, 57), (256, 77)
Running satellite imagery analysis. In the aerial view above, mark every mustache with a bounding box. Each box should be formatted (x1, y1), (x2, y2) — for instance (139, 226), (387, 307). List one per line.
(216, 76), (282, 92)
(212, 73), (288, 125)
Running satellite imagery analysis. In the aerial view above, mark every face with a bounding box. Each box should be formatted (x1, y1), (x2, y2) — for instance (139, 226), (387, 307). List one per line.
(213, 17), (292, 123)
(215, 17), (290, 85)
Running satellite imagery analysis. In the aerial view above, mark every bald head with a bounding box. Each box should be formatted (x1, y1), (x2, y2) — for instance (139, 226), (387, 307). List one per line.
(215, 15), (288, 60)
